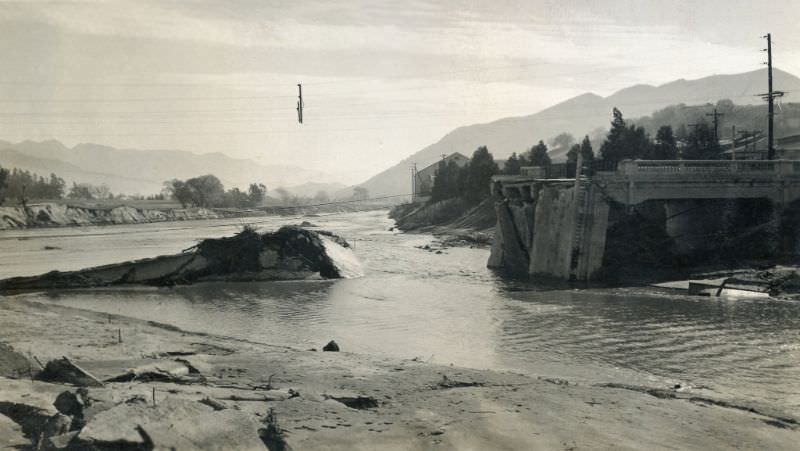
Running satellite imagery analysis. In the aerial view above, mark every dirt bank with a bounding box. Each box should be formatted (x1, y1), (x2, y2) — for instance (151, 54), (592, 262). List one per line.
(0, 202), (393, 231)
(389, 199), (496, 247)
(0, 298), (796, 450)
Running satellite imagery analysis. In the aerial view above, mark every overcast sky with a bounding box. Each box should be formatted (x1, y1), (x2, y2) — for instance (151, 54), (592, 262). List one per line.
(1, 0), (799, 184)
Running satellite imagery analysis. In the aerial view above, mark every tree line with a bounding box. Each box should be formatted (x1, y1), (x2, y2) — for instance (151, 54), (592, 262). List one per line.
(427, 101), (756, 205)
(0, 167), (66, 204)
(163, 175), (267, 209)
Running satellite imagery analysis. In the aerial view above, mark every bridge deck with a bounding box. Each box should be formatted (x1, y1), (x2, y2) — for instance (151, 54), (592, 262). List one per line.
(492, 160), (800, 205)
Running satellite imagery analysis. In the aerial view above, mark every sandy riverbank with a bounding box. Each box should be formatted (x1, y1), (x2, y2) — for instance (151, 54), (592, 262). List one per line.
(0, 297), (797, 450)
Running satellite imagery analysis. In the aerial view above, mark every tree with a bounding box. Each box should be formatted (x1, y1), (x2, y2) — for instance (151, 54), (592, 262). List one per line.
(599, 107), (628, 164)
(248, 183), (267, 206)
(0, 166), (8, 203)
(683, 123), (722, 160)
(528, 140), (551, 167)
(599, 107), (652, 164)
(91, 184), (112, 199)
(579, 135), (595, 165)
(185, 174), (224, 208)
(464, 146), (498, 204)
(651, 125), (678, 160)
(430, 159), (463, 202)
(164, 179), (193, 208)
(503, 152), (522, 175)
(68, 183), (94, 200)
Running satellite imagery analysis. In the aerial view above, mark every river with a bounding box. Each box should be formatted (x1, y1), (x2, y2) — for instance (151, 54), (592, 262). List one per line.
(1, 210), (798, 414)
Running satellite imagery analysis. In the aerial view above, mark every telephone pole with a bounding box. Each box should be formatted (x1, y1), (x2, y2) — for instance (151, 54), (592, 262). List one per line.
(760, 33), (784, 159)
(706, 108), (724, 144)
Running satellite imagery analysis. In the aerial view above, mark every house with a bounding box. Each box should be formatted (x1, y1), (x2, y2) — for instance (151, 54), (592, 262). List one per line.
(412, 152), (469, 203)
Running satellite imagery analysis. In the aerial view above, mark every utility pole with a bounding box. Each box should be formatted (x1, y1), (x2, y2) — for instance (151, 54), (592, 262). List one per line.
(411, 163), (418, 201)
(296, 83), (304, 124)
(731, 125), (737, 160)
(706, 108), (724, 144)
(760, 33), (784, 159)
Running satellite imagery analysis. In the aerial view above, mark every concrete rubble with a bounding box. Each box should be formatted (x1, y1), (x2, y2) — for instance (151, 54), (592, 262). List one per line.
(0, 226), (361, 292)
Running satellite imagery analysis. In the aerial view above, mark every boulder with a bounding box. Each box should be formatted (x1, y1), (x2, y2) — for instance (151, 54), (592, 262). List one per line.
(322, 340), (340, 352)
(53, 391), (84, 417)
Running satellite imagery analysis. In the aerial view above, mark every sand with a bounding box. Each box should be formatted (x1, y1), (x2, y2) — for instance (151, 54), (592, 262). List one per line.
(0, 297), (796, 450)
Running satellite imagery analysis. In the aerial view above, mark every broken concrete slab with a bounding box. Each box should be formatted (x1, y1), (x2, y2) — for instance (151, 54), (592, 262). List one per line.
(78, 397), (213, 446)
(0, 413), (28, 449)
(87, 358), (199, 384)
(0, 342), (39, 379)
(0, 226), (360, 292)
(78, 396), (266, 450)
(46, 430), (80, 449)
(38, 357), (104, 387)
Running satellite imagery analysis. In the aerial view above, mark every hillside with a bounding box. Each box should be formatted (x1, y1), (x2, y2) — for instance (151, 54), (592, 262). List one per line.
(358, 68), (800, 198)
(0, 140), (333, 196)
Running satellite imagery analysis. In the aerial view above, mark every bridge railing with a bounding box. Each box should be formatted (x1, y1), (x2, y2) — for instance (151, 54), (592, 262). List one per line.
(617, 160), (797, 176)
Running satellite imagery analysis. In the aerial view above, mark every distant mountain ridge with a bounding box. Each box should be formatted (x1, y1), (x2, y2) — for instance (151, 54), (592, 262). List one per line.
(0, 140), (334, 196)
(358, 68), (800, 198)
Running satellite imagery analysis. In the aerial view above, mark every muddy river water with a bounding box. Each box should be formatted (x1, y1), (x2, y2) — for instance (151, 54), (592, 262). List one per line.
(1, 210), (798, 414)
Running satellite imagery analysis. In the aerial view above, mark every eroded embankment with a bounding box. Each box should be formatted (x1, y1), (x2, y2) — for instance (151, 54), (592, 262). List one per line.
(388, 198), (495, 245)
(0, 299), (797, 450)
(0, 203), (236, 230)
(0, 202), (392, 230)
(0, 226), (361, 292)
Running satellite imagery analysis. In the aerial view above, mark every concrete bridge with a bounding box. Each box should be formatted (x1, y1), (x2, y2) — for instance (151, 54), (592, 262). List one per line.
(488, 160), (800, 281)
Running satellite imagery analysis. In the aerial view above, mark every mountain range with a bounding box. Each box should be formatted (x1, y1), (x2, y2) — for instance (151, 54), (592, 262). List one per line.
(4, 68), (799, 201)
(357, 68), (800, 198)
(0, 140), (342, 197)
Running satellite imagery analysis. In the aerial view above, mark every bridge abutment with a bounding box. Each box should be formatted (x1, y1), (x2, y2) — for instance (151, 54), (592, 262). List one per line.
(488, 160), (800, 281)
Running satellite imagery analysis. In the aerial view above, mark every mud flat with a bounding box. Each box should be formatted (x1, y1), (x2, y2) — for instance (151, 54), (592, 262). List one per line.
(0, 297), (797, 450)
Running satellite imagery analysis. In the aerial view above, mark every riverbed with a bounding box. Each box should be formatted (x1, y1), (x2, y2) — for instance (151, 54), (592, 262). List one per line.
(1, 210), (798, 415)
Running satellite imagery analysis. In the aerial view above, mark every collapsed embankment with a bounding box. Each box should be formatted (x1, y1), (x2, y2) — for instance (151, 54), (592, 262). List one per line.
(0, 226), (361, 292)
(0, 299), (797, 450)
(388, 198), (495, 245)
(0, 203), (240, 230)
(0, 201), (393, 230)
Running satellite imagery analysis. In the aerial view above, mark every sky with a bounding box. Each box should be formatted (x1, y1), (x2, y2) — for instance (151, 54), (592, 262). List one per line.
(1, 0), (799, 184)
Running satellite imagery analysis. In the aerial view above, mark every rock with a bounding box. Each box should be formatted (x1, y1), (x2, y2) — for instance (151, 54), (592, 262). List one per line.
(46, 430), (80, 449)
(42, 413), (71, 439)
(322, 340), (340, 352)
(0, 413), (28, 449)
(53, 391), (84, 416)
(0, 342), (39, 379)
(79, 397), (265, 450)
(38, 357), (104, 387)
